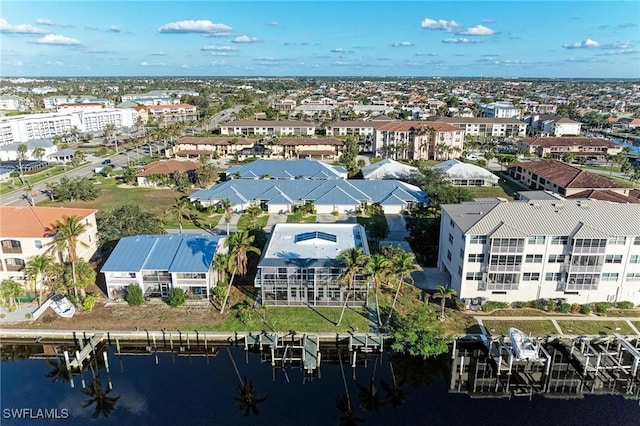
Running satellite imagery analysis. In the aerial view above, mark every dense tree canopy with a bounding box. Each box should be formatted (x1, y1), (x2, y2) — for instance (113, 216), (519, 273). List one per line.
(51, 176), (101, 202)
(389, 303), (451, 358)
(97, 204), (165, 247)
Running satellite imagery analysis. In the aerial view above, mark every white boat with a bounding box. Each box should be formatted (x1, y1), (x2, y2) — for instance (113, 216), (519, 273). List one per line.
(508, 327), (539, 361)
(50, 295), (76, 318)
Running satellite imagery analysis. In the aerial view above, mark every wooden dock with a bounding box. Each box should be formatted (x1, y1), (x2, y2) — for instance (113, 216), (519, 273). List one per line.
(68, 333), (105, 369)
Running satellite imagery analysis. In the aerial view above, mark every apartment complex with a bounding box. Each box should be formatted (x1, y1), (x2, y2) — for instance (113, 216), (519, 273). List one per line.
(220, 120), (317, 137)
(255, 223), (370, 306)
(146, 104), (198, 125)
(374, 121), (464, 160)
(439, 199), (640, 305)
(508, 160), (632, 197)
(519, 137), (622, 160)
(0, 206), (98, 285)
(480, 102), (522, 120)
(428, 117), (527, 138)
(526, 114), (582, 137)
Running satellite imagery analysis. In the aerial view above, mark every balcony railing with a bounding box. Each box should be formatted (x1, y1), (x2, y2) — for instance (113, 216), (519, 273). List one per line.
(487, 264), (522, 273)
(2, 247), (22, 254)
(5, 265), (24, 272)
(174, 278), (207, 286)
(571, 246), (606, 255)
(489, 245), (525, 254)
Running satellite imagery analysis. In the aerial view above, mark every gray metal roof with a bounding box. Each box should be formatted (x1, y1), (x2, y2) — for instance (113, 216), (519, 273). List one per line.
(101, 234), (220, 273)
(443, 199), (640, 238)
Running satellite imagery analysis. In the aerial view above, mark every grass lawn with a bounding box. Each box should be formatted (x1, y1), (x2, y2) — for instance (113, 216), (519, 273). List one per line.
(0, 165), (69, 195)
(482, 320), (557, 336)
(484, 308), (549, 317)
(287, 212), (317, 223)
(602, 309), (640, 318)
(196, 306), (371, 333)
(467, 186), (513, 199)
(556, 320), (635, 336)
(236, 212), (269, 230)
(494, 171), (528, 196)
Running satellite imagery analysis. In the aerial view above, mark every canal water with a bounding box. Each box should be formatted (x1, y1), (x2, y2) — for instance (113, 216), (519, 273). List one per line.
(611, 137), (640, 155)
(1, 343), (639, 425)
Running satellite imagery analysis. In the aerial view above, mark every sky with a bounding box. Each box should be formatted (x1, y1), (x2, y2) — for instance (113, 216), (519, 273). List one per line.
(1, 1), (639, 78)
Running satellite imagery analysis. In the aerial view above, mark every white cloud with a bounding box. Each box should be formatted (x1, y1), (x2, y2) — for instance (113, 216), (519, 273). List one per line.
(392, 41), (414, 47)
(0, 18), (48, 34)
(108, 25), (122, 33)
(208, 52), (235, 56)
(442, 38), (483, 44)
(415, 52), (438, 56)
(330, 48), (354, 53)
(151, 52), (168, 56)
(563, 38), (600, 49)
(158, 20), (232, 34)
(34, 34), (82, 45)
(233, 35), (260, 43)
(140, 61), (167, 66)
(201, 45), (237, 51)
(458, 25), (495, 36)
(44, 61), (65, 66)
(420, 18), (460, 32)
(267, 22), (279, 26)
(36, 19), (54, 26)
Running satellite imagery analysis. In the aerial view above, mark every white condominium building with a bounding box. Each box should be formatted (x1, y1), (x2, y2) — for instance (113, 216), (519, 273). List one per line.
(439, 199), (640, 305)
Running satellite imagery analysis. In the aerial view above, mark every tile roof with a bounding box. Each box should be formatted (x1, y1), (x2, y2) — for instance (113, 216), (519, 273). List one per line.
(223, 120), (316, 127)
(101, 234), (220, 273)
(176, 137), (254, 146)
(374, 121), (460, 132)
(278, 137), (344, 146)
(509, 160), (629, 189)
(136, 159), (200, 177)
(145, 104), (196, 110)
(524, 137), (617, 148)
(566, 189), (640, 204)
(0, 206), (97, 238)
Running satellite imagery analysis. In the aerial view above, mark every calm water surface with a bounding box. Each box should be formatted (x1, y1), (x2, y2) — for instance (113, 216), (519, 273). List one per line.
(1, 345), (639, 426)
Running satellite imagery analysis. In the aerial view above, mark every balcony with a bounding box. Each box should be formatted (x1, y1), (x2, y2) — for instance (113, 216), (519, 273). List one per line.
(571, 246), (606, 255)
(489, 245), (525, 254)
(487, 264), (522, 273)
(2, 247), (22, 254)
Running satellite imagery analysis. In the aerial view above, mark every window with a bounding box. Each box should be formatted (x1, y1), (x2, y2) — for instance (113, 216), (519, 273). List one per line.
(470, 235), (487, 244)
(489, 255), (522, 266)
(447, 250), (452, 261)
(607, 236), (626, 245)
(573, 239), (606, 248)
(551, 236), (569, 245)
(487, 273), (519, 290)
(459, 248), (464, 259)
(522, 272), (540, 281)
(527, 236), (546, 245)
(567, 274), (599, 291)
(631, 255), (640, 264)
(601, 273), (619, 282)
(468, 254), (485, 262)
(525, 254), (543, 263)
(634, 236), (640, 245)
(605, 254), (623, 264)
(545, 272), (562, 281)
(548, 254), (566, 263)
(450, 218), (455, 227)
(626, 273), (640, 282)
(448, 233), (454, 244)
(571, 255), (602, 266)
(458, 267), (462, 277)
(34, 240), (43, 249)
(466, 272), (483, 281)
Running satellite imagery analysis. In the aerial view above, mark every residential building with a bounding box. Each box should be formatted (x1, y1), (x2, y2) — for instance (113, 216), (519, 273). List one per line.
(57, 103), (105, 114)
(519, 137), (622, 161)
(480, 102), (522, 120)
(431, 160), (499, 186)
(325, 120), (376, 137)
(508, 160), (632, 196)
(169, 137), (254, 159)
(439, 199), (640, 305)
(225, 159), (347, 180)
(374, 121), (464, 160)
(101, 234), (222, 301)
(0, 95), (31, 111)
(145, 104), (198, 125)
(220, 120), (317, 137)
(255, 223), (370, 306)
(44, 96), (113, 110)
(0, 140), (57, 162)
(135, 159), (200, 187)
(426, 117), (527, 138)
(361, 158), (417, 180)
(272, 99), (297, 110)
(189, 179), (425, 214)
(277, 137), (344, 160)
(527, 114), (582, 136)
(0, 206), (98, 285)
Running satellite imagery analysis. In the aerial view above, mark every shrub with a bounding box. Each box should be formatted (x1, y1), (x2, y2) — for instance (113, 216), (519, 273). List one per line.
(82, 294), (99, 312)
(168, 288), (185, 307)
(560, 303), (571, 314)
(125, 284), (144, 306)
(212, 285), (227, 302)
(25, 313), (32, 319)
(594, 302), (612, 315)
(513, 301), (527, 309)
(579, 304), (591, 315)
(547, 299), (557, 313)
(570, 303), (581, 314)
(481, 301), (509, 312)
(67, 295), (80, 306)
(616, 301), (635, 309)
(528, 300), (544, 310)
(0, 313), (5, 319)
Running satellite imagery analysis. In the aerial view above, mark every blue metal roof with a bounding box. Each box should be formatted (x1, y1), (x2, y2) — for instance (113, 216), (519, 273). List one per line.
(226, 159), (346, 180)
(101, 234), (220, 273)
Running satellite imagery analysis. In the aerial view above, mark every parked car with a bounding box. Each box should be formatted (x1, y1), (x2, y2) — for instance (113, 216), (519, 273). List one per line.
(101, 159), (112, 165)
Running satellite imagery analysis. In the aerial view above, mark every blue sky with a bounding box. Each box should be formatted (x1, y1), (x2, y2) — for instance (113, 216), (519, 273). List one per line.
(1, 1), (639, 78)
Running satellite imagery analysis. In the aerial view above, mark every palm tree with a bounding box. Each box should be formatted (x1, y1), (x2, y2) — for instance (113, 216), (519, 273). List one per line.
(386, 250), (420, 326)
(103, 123), (117, 152)
(23, 179), (36, 206)
(45, 215), (89, 299)
(24, 254), (54, 306)
(213, 252), (231, 284)
(0, 279), (25, 309)
(336, 247), (368, 327)
(224, 231), (261, 276)
(32, 146), (46, 161)
(433, 284), (456, 320)
(16, 143), (28, 183)
(365, 254), (391, 327)
(221, 199), (233, 236)
(165, 198), (192, 234)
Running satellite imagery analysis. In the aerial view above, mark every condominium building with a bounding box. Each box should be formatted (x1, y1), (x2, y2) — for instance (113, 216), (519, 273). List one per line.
(427, 117), (527, 138)
(255, 223), (370, 306)
(439, 199), (640, 305)
(480, 102), (522, 120)
(0, 206), (98, 285)
(0, 96), (31, 111)
(527, 114), (582, 137)
(44, 96), (113, 110)
(519, 137), (622, 161)
(145, 104), (198, 125)
(373, 121), (464, 160)
(220, 120), (317, 137)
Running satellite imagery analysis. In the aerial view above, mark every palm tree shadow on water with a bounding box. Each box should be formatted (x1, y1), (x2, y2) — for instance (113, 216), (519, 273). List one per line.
(335, 349), (364, 425)
(80, 357), (120, 419)
(227, 347), (267, 417)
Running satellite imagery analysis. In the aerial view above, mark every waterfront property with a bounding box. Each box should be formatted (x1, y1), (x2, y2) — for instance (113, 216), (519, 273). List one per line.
(526, 114), (582, 137)
(507, 159), (632, 196)
(101, 234), (223, 300)
(427, 116), (528, 138)
(188, 179), (425, 214)
(255, 223), (370, 306)
(518, 137), (621, 161)
(438, 199), (640, 305)
(0, 206), (98, 285)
